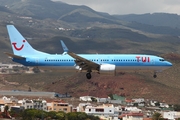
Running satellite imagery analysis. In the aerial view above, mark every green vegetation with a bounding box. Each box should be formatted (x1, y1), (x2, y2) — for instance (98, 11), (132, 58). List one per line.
(91, 97), (97, 102)
(174, 104), (180, 111)
(11, 109), (100, 120)
(152, 112), (163, 120)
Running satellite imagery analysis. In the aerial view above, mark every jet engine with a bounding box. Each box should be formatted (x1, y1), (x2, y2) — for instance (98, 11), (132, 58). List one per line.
(99, 64), (116, 75)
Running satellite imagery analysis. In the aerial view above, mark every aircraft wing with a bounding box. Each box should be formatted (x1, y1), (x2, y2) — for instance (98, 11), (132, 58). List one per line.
(4, 52), (26, 59)
(60, 40), (100, 71)
(68, 51), (100, 71)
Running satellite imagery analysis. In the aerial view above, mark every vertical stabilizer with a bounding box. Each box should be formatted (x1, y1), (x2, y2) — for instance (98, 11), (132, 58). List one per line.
(6, 25), (48, 56)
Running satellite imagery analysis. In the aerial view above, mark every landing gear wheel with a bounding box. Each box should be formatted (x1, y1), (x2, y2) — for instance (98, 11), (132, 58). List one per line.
(86, 73), (92, 79)
(153, 74), (157, 78)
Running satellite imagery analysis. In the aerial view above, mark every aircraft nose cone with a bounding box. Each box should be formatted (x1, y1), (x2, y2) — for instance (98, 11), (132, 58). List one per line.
(167, 61), (172, 66)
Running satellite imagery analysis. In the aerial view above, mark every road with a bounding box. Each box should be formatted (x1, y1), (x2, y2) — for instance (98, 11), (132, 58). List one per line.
(0, 90), (56, 98)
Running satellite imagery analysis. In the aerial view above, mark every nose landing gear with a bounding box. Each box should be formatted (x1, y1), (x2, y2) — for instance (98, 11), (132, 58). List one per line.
(153, 72), (157, 78)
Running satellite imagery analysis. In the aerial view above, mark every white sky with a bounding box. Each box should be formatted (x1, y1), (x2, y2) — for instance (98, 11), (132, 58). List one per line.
(52, 0), (180, 15)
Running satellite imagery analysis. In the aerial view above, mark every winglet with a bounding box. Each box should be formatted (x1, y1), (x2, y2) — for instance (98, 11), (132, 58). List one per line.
(60, 40), (69, 55)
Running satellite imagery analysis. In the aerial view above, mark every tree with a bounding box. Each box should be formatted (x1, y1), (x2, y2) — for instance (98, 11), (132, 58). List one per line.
(87, 115), (100, 120)
(4, 105), (10, 118)
(108, 94), (114, 100)
(34, 110), (47, 119)
(155, 102), (160, 107)
(77, 112), (88, 120)
(152, 112), (163, 120)
(47, 111), (57, 119)
(12, 109), (100, 120)
(21, 109), (37, 120)
(174, 104), (180, 111)
(133, 103), (138, 107)
(56, 111), (67, 120)
(9, 108), (23, 119)
(91, 97), (97, 102)
(67, 112), (78, 120)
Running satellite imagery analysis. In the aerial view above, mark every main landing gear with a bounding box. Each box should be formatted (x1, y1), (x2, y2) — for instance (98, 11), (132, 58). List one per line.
(86, 73), (92, 79)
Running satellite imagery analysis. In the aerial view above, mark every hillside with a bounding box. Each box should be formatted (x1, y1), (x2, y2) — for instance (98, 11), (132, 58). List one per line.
(0, 53), (179, 104)
(0, 0), (180, 104)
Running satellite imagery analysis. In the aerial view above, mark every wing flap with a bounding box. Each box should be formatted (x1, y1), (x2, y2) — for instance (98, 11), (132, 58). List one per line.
(68, 52), (99, 71)
(4, 52), (26, 59)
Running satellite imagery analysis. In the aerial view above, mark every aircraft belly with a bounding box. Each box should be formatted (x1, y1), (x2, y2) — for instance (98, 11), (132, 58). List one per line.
(116, 66), (169, 71)
(38, 66), (76, 72)
(38, 66), (98, 73)
(37, 65), (170, 73)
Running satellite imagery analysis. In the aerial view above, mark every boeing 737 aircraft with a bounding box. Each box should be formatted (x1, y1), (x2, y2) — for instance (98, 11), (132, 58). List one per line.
(5, 25), (172, 79)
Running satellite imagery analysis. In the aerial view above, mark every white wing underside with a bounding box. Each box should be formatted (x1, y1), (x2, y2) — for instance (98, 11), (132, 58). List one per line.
(68, 52), (100, 72)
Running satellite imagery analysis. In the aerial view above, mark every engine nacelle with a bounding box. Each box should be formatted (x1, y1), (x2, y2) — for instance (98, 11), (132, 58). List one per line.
(99, 64), (116, 75)
(75, 65), (82, 70)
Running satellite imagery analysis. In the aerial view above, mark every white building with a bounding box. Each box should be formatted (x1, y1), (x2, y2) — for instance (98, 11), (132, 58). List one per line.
(1, 96), (18, 103)
(85, 104), (115, 116)
(150, 100), (159, 106)
(0, 96), (19, 112)
(132, 98), (145, 103)
(120, 113), (143, 120)
(97, 115), (120, 120)
(79, 96), (94, 101)
(162, 111), (180, 120)
(97, 97), (111, 103)
(19, 99), (33, 109)
(77, 103), (91, 112)
(124, 107), (142, 113)
(85, 104), (120, 120)
(160, 103), (169, 108)
(19, 99), (47, 111)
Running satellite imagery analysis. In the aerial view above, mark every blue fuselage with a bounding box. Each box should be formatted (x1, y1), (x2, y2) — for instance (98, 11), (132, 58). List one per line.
(12, 54), (172, 72)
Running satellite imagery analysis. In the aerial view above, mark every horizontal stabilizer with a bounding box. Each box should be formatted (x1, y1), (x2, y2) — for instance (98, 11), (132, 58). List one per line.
(4, 52), (25, 59)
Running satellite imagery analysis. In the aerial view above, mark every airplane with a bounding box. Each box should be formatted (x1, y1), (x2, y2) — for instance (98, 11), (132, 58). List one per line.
(5, 25), (172, 79)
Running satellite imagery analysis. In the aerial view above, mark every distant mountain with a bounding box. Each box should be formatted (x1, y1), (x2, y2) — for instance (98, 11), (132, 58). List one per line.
(1, 0), (79, 19)
(0, 0), (118, 24)
(1, 0), (180, 35)
(114, 13), (180, 29)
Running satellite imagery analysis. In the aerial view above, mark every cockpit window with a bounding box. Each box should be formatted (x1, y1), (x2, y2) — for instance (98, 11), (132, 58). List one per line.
(159, 59), (165, 61)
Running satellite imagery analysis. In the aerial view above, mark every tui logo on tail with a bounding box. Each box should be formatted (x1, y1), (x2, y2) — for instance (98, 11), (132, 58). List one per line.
(12, 40), (26, 51)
